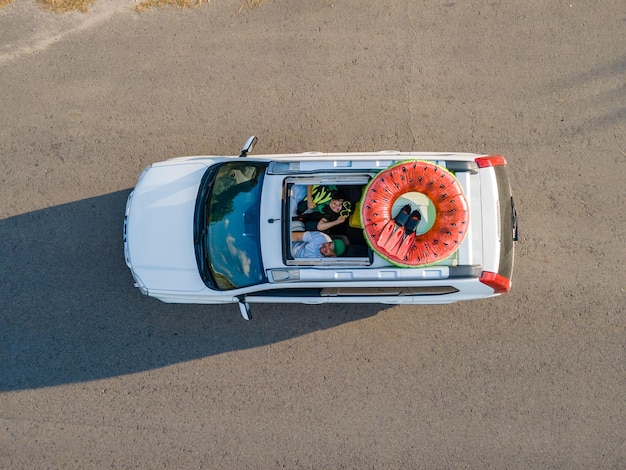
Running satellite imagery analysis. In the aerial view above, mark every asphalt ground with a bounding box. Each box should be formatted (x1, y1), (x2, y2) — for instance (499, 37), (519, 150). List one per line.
(1, 1), (624, 467)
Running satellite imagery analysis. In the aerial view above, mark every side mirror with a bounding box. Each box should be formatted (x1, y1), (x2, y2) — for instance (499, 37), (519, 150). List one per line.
(240, 136), (257, 157)
(238, 299), (251, 320)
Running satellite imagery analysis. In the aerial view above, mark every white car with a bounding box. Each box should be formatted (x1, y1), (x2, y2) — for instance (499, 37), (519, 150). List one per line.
(124, 137), (518, 319)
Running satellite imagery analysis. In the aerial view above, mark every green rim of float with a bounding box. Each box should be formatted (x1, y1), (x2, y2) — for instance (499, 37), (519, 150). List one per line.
(360, 160), (469, 267)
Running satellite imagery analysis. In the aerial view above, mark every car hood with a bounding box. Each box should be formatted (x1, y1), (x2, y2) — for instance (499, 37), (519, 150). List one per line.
(126, 162), (208, 292)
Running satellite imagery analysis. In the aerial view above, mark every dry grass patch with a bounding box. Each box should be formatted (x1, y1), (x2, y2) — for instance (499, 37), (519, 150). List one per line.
(0, 0), (14, 8)
(37, 0), (95, 13)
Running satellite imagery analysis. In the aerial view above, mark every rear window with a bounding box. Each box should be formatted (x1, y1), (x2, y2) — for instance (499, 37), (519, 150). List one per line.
(494, 166), (515, 280)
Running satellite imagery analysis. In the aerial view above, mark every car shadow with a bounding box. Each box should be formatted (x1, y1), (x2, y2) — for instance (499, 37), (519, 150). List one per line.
(0, 190), (383, 391)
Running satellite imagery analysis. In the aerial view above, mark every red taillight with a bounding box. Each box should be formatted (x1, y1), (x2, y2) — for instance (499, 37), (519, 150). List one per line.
(479, 271), (511, 294)
(475, 155), (507, 168)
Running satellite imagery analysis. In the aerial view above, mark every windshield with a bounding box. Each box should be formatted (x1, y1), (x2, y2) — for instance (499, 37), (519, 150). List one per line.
(194, 161), (268, 290)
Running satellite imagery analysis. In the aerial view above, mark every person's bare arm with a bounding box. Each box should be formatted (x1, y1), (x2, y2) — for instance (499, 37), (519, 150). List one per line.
(306, 185), (316, 210)
(316, 216), (347, 231)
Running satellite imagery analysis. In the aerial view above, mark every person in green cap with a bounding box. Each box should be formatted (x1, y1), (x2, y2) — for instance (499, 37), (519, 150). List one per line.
(291, 231), (346, 258)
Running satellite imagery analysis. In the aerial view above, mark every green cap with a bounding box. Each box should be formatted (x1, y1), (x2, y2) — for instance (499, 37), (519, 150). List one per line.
(332, 239), (346, 256)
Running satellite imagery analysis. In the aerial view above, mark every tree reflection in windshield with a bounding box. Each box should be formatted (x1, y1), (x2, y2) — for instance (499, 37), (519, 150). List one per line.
(207, 162), (267, 290)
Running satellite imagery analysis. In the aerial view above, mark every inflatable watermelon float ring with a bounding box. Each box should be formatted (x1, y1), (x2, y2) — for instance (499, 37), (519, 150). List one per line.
(361, 161), (469, 267)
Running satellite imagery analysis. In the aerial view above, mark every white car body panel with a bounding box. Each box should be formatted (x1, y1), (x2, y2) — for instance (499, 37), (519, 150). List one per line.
(258, 173), (285, 271)
(125, 162), (208, 293)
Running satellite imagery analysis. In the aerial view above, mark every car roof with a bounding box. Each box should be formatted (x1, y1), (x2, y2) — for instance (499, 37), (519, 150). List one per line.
(257, 152), (491, 284)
